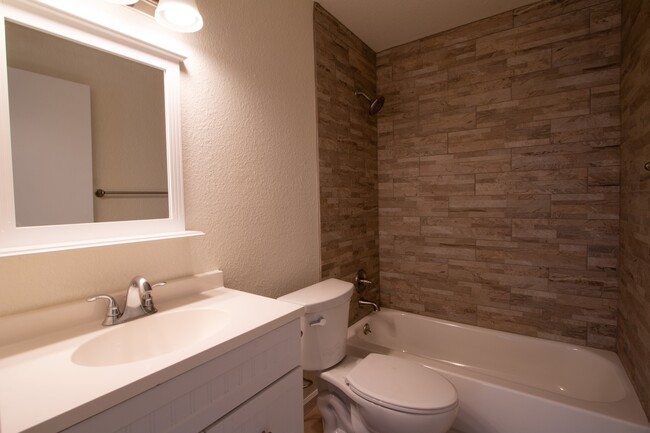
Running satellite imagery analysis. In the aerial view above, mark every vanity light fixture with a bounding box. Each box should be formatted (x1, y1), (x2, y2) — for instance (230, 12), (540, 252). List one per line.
(104, 0), (139, 4)
(155, 0), (204, 33)
(103, 0), (204, 33)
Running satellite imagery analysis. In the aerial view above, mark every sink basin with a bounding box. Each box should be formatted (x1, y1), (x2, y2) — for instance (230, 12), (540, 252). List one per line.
(72, 309), (229, 366)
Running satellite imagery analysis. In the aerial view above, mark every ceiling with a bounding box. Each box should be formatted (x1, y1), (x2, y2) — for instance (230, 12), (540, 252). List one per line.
(315, 0), (540, 52)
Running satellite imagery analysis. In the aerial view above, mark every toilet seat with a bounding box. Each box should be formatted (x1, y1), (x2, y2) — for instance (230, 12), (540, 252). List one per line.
(345, 354), (458, 415)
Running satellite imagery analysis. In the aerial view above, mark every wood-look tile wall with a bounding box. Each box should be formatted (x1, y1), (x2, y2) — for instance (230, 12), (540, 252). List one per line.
(314, 3), (380, 322)
(620, 0), (650, 417)
(376, 0), (621, 349)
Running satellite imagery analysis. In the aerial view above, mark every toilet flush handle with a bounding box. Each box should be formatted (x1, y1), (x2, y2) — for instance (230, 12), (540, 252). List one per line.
(309, 317), (327, 327)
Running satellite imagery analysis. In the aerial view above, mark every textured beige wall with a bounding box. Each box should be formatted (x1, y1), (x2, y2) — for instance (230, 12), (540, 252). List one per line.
(620, 0), (650, 419)
(0, 0), (321, 316)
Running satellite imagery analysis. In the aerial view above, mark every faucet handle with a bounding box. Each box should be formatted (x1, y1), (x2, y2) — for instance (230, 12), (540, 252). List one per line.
(142, 281), (165, 314)
(87, 295), (121, 326)
(354, 269), (373, 293)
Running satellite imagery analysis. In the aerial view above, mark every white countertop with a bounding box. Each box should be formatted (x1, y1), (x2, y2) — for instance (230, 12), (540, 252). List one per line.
(0, 271), (303, 433)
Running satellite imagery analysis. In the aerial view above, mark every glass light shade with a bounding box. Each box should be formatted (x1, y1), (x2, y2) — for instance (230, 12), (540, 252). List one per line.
(104, 0), (139, 5)
(155, 0), (204, 33)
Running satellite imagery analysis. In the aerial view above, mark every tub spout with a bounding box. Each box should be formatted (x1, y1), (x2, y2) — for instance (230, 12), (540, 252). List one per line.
(358, 297), (380, 311)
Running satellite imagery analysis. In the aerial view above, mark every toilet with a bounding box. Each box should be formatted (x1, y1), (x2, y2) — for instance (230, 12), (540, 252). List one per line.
(278, 279), (458, 433)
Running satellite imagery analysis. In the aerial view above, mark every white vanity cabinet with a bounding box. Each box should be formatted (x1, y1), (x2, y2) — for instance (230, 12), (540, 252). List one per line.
(202, 368), (302, 433)
(62, 320), (303, 433)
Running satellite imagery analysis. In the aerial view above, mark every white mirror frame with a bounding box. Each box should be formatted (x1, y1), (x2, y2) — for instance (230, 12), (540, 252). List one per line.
(0, 0), (202, 256)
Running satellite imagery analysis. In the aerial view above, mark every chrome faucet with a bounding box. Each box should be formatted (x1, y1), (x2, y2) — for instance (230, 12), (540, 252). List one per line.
(358, 298), (380, 312)
(88, 276), (165, 326)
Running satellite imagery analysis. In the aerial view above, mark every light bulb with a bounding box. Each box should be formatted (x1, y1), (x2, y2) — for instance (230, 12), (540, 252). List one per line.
(155, 0), (203, 33)
(104, 0), (139, 5)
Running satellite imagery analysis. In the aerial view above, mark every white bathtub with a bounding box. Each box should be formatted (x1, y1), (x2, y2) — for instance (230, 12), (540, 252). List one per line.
(346, 309), (650, 433)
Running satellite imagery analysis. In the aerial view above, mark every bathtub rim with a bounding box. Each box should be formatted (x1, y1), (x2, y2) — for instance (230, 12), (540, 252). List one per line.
(347, 308), (650, 429)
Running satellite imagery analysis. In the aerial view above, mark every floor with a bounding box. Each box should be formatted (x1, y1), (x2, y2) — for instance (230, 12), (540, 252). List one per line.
(303, 371), (323, 433)
(304, 404), (324, 433)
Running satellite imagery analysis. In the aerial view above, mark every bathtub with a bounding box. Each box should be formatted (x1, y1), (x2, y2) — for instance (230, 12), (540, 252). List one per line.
(346, 309), (650, 433)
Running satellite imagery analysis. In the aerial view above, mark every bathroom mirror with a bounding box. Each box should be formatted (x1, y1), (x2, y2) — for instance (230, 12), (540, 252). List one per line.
(6, 21), (169, 227)
(0, 0), (201, 256)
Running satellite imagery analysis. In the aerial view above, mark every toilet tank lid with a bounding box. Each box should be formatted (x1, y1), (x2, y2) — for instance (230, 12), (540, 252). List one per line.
(278, 279), (353, 313)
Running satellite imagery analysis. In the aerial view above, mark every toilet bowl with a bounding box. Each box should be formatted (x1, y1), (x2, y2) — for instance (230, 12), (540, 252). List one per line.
(318, 354), (458, 433)
(278, 279), (459, 433)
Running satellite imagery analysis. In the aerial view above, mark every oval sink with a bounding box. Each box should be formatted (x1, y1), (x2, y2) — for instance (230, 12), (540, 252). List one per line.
(72, 309), (229, 367)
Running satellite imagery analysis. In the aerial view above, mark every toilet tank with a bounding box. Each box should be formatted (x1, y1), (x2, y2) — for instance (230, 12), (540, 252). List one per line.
(278, 279), (353, 371)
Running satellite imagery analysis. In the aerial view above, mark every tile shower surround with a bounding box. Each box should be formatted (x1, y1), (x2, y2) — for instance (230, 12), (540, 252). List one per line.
(316, 0), (622, 345)
(315, 3), (380, 323)
(619, 0), (650, 418)
(376, 0), (621, 350)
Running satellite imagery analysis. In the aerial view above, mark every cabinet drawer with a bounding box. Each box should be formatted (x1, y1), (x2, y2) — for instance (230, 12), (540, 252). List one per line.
(64, 319), (301, 433)
(203, 367), (303, 433)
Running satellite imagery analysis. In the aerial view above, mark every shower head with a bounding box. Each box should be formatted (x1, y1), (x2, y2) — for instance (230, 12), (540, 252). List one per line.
(369, 95), (385, 115)
(355, 90), (385, 115)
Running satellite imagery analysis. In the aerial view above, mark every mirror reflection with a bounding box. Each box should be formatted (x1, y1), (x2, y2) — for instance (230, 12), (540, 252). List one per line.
(5, 21), (169, 227)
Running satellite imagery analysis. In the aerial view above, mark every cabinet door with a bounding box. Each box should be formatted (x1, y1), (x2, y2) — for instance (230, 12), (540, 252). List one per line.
(204, 367), (303, 433)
